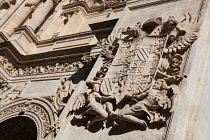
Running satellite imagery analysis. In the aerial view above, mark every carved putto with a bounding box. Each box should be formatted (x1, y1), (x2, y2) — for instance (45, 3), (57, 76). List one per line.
(51, 78), (73, 111)
(69, 13), (200, 131)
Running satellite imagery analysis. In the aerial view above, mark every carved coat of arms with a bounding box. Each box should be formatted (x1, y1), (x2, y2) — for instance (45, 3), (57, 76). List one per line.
(69, 13), (200, 131)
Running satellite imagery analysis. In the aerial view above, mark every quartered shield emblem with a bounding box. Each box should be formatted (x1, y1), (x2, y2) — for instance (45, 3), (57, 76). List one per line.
(100, 35), (165, 95)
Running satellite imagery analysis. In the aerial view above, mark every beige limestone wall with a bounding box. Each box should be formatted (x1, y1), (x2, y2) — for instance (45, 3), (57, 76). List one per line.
(55, 0), (210, 140)
(166, 1), (210, 139)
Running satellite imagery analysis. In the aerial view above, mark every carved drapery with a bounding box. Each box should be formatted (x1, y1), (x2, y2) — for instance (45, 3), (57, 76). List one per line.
(0, 98), (59, 139)
(68, 13), (200, 131)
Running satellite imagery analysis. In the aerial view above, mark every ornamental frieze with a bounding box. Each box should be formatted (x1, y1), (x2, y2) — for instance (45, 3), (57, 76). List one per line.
(0, 98), (59, 139)
(68, 13), (200, 131)
(0, 55), (96, 76)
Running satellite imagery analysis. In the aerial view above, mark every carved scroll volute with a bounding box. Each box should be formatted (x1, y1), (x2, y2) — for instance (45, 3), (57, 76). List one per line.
(68, 14), (200, 131)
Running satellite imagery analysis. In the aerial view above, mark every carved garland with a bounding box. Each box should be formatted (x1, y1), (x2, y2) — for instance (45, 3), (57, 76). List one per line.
(0, 98), (59, 139)
(0, 56), (86, 76)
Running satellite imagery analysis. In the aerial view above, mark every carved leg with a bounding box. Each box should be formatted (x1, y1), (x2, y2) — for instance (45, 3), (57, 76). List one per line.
(105, 102), (113, 114)
(87, 111), (108, 128)
(117, 108), (147, 128)
(118, 114), (147, 128)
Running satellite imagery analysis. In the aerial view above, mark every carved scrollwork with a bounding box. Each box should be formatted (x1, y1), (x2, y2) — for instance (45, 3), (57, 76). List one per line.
(0, 55), (86, 76)
(0, 98), (58, 139)
(69, 13), (200, 131)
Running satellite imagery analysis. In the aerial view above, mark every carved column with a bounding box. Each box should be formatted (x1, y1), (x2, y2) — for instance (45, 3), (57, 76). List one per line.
(0, 0), (16, 20)
(0, 0), (23, 28)
(23, 0), (54, 31)
(1, 0), (41, 36)
(35, 0), (69, 39)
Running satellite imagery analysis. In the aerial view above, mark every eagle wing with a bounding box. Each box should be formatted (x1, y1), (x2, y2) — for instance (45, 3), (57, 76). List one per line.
(164, 13), (200, 53)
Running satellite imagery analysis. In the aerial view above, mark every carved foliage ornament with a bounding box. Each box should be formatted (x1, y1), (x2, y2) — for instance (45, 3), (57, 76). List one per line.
(0, 56), (87, 76)
(69, 13), (200, 130)
(0, 98), (59, 138)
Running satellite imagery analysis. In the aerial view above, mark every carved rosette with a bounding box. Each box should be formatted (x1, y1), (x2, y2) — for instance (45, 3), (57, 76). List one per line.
(0, 98), (58, 139)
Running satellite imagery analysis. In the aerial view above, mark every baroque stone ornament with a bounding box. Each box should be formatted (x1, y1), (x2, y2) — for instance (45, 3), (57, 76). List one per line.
(69, 13), (200, 131)
(0, 98), (58, 139)
(51, 77), (74, 111)
(0, 55), (85, 76)
(0, 79), (25, 103)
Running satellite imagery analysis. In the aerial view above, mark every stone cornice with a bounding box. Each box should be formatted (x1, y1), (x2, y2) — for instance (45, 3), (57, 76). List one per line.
(127, 0), (181, 10)
(62, 1), (126, 15)
(0, 41), (93, 67)
(0, 24), (99, 54)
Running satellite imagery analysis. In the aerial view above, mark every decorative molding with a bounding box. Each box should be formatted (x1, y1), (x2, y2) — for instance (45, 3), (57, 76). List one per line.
(127, 0), (182, 11)
(0, 41), (93, 67)
(0, 55), (85, 76)
(0, 98), (59, 139)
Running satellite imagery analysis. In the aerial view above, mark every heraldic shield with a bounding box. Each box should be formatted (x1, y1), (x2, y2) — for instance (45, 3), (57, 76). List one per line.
(69, 13), (200, 130)
(100, 32), (166, 100)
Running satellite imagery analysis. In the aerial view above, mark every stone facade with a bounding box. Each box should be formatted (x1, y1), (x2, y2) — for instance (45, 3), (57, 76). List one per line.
(0, 0), (210, 140)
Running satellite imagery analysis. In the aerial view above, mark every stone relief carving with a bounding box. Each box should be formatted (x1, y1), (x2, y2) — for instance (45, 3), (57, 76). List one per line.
(0, 56), (87, 76)
(69, 13), (200, 131)
(51, 78), (74, 111)
(70, 79), (115, 128)
(91, 0), (126, 9)
(0, 79), (26, 103)
(0, 98), (58, 138)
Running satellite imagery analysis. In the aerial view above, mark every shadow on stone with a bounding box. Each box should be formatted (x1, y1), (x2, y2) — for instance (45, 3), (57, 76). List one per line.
(70, 115), (104, 133)
(108, 120), (146, 135)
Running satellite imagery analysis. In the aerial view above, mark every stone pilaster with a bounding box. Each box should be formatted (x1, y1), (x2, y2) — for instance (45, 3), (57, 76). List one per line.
(1, 0), (41, 36)
(24, 0), (54, 31)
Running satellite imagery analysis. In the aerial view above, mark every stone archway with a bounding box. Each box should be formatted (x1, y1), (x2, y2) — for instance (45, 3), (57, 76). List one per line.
(0, 116), (37, 140)
(0, 98), (58, 139)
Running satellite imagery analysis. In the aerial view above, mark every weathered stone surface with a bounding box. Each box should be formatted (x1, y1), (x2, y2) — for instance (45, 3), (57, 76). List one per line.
(0, 0), (209, 140)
